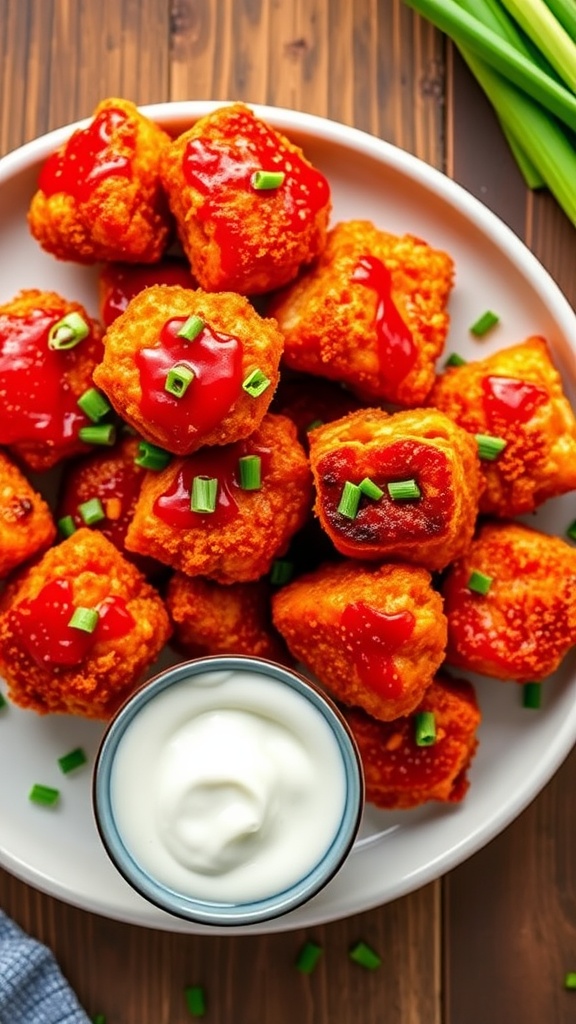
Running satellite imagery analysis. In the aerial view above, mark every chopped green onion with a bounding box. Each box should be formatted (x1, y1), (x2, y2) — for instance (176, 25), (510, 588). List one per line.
(468, 569), (493, 595)
(79, 424), (116, 446)
(178, 315), (204, 341)
(29, 784), (60, 807)
(238, 454), (262, 490)
(470, 310), (500, 336)
(184, 985), (206, 1017)
(387, 479), (421, 501)
(78, 497), (105, 526)
(47, 312), (90, 350)
(564, 972), (576, 990)
(306, 418), (324, 432)
(135, 441), (171, 471)
(415, 711), (437, 746)
(242, 368), (271, 398)
(337, 481), (362, 519)
(92, 1015), (107, 1024)
(522, 682), (542, 709)
(165, 364), (195, 398)
(58, 747), (88, 774)
(251, 169), (286, 190)
(270, 559), (294, 586)
(445, 352), (467, 367)
(349, 941), (382, 970)
(68, 607), (100, 633)
(57, 515), (77, 538)
(0, 692), (7, 710)
(191, 476), (218, 513)
(475, 433), (507, 460)
(296, 940), (323, 974)
(566, 520), (576, 543)
(499, 0), (576, 93)
(77, 388), (112, 422)
(359, 477), (384, 500)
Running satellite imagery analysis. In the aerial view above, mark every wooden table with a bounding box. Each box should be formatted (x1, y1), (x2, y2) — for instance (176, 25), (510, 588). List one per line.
(1, 1), (575, 1021)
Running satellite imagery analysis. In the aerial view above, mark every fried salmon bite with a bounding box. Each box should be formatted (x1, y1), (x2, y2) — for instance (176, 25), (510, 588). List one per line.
(0, 530), (171, 719)
(28, 98), (172, 264)
(166, 574), (289, 663)
(309, 407), (482, 571)
(442, 521), (576, 683)
(160, 103), (331, 294)
(125, 414), (312, 584)
(272, 560), (447, 722)
(0, 452), (56, 578)
(0, 290), (104, 471)
(269, 220), (454, 406)
(343, 674), (480, 809)
(429, 337), (576, 517)
(93, 285), (283, 456)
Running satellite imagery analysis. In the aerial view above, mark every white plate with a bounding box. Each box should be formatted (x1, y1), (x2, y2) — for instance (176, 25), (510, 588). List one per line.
(1, 101), (575, 936)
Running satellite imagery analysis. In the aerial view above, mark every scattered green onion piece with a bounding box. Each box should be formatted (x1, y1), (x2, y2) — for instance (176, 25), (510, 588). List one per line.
(387, 479), (421, 501)
(191, 476), (218, 513)
(468, 569), (493, 595)
(522, 682), (542, 709)
(296, 940), (323, 974)
(78, 497), (105, 526)
(57, 515), (77, 538)
(58, 747), (88, 774)
(238, 454), (262, 490)
(165, 364), (195, 398)
(135, 441), (171, 471)
(445, 352), (467, 367)
(242, 368), (271, 398)
(564, 972), (576, 990)
(359, 477), (384, 501)
(29, 784), (60, 807)
(47, 312), (90, 351)
(566, 520), (576, 543)
(251, 169), (286, 190)
(0, 692), (7, 710)
(184, 985), (206, 1017)
(92, 1015), (107, 1024)
(337, 481), (362, 519)
(270, 559), (294, 586)
(68, 607), (100, 633)
(177, 315), (204, 341)
(306, 418), (324, 432)
(475, 433), (507, 460)
(349, 941), (382, 970)
(415, 711), (437, 746)
(79, 423), (116, 446)
(470, 310), (500, 336)
(77, 387), (112, 422)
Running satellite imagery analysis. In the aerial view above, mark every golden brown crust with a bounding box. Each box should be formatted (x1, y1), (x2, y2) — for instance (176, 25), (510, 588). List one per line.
(0, 451), (56, 578)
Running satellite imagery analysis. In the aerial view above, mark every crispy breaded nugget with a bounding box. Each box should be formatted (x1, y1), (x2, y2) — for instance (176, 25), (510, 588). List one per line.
(0, 290), (104, 470)
(270, 220), (454, 406)
(99, 258), (196, 327)
(272, 560), (447, 722)
(93, 285), (283, 456)
(160, 103), (331, 294)
(309, 407), (482, 571)
(429, 337), (576, 516)
(125, 414), (312, 584)
(28, 98), (172, 263)
(0, 529), (171, 719)
(271, 373), (361, 449)
(0, 452), (56, 578)
(166, 573), (289, 663)
(343, 674), (480, 809)
(442, 521), (576, 682)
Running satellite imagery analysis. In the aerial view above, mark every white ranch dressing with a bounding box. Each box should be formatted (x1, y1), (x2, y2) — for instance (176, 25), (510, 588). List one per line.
(110, 669), (347, 902)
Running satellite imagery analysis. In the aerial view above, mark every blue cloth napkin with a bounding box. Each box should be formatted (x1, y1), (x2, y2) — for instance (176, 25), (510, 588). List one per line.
(0, 910), (90, 1024)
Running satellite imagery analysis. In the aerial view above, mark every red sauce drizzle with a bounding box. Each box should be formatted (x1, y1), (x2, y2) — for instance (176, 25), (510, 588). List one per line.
(352, 256), (417, 389)
(39, 107), (133, 202)
(136, 317), (243, 454)
(154, 438), (271, 529)
(10, 578), (134, 669)
(481, 375), (548, 427)
(0, 310), (92, 446)
(100, 261), (196, 327)
(340, 602), (415, 699)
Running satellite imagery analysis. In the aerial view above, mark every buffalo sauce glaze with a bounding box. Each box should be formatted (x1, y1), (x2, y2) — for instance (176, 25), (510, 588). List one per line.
(10, 578), (134, 669)
(340, 602), (415, 699)
(481, 375), (549, 427)
(58, 456), (145, 551)
(39, 107), (133, 202)
(352, 256), (417, 390)
(136, 316), (243, 453)
(100, 261), (196, 328)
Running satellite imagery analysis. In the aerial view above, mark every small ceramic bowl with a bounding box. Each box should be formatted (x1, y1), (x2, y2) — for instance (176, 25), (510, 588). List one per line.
(93, 655), (364, 927)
